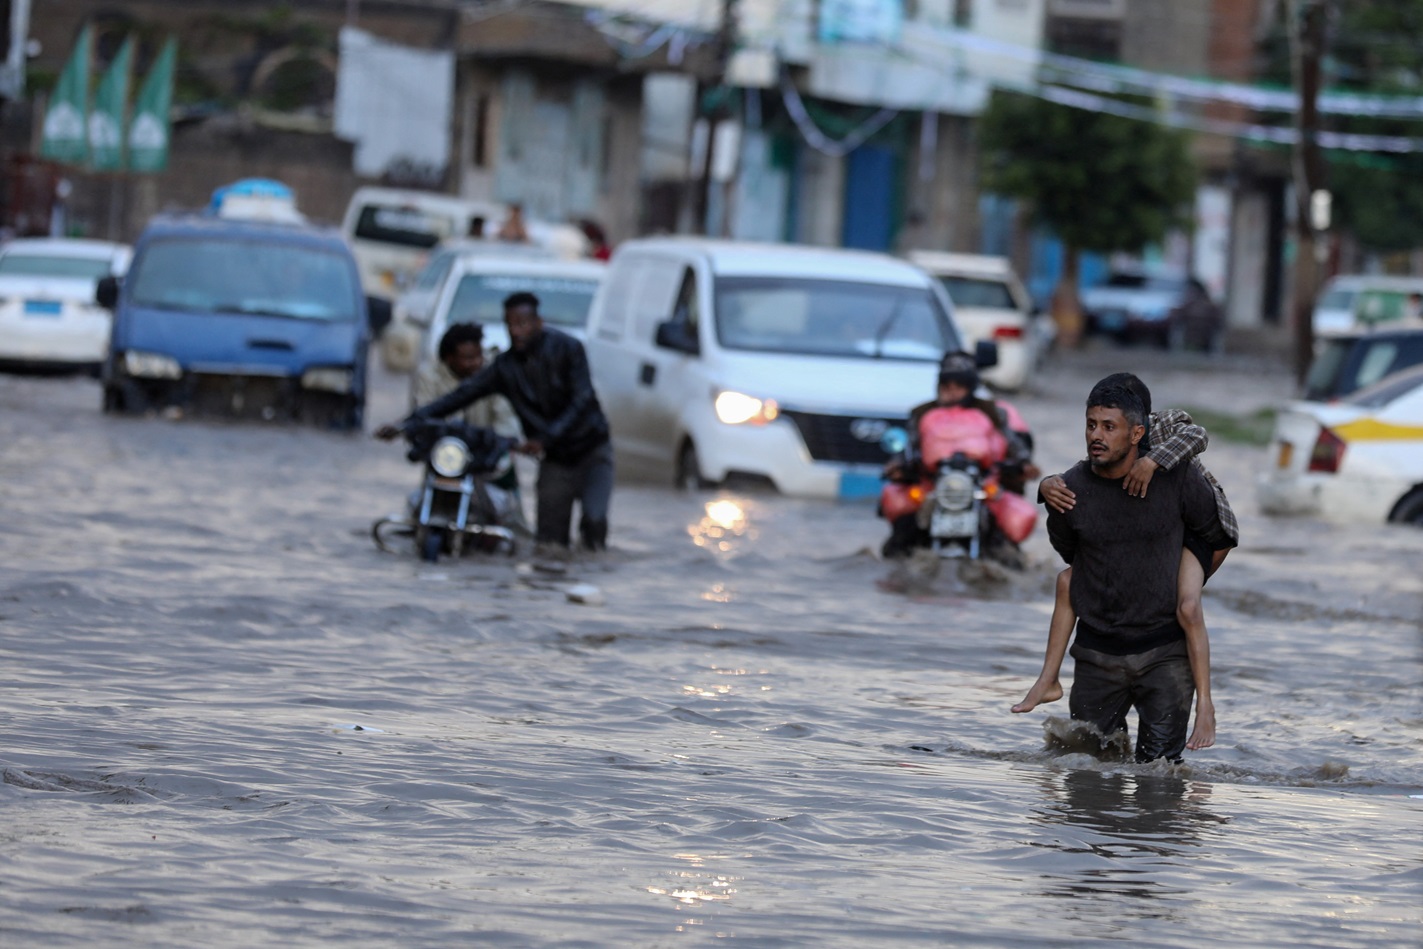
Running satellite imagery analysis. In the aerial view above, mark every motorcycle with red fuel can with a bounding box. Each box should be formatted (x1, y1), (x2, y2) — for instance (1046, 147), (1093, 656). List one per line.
(877, 355), (1038, 565)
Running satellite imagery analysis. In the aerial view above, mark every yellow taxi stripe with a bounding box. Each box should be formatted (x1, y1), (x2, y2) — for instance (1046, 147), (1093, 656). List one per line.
(1333, 418), (1423, 441)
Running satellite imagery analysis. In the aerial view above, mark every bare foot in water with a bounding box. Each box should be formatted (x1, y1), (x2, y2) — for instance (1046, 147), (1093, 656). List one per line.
(1012, 678), (1063, 713)
(1186, 701), (1216, 750)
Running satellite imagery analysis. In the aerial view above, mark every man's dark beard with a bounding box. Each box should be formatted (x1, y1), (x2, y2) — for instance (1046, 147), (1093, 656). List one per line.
(1088, 444), (1132, 472)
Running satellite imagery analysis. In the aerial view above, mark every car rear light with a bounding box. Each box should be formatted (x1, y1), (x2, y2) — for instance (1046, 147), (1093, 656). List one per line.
(1307, 428), (1345, 473)
(992, 326), (1023, 339)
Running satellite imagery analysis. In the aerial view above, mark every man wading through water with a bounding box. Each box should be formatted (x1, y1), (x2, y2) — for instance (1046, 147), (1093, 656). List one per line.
(1042, 377), (1220, 763)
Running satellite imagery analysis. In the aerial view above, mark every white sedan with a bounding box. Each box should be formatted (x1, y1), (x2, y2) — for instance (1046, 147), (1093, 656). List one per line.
(907, 250), (1041, 391)
(0, 237), (131, 371)
(1257, 363), (1423, 526)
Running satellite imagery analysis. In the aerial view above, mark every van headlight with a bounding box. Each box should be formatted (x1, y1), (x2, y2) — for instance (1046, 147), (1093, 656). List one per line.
(714, 390), (779, 426)
(123, 350), (182, 379)
(301, 367), (354, 393)
(430, 436), (472, 477)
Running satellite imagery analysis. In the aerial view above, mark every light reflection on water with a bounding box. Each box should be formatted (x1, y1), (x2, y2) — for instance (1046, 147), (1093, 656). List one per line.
(688, 498), (755, 557)
(1, 370), (1420, 948)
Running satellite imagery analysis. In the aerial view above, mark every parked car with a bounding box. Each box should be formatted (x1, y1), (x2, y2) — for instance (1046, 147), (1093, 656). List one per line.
(380, 239), (558, 371)
(583, 237), (983, 500)
(1080, 269), (1193, 346)
(340, 186), (588, 303)
(1301, 327), (1423, 403)
(1313, 274), (1423, 336)
(98, 213), (378, 429)
(906, 250), (1040, 391)
(0, 237), (131, 372)
(1258, 363), (1423, 525)
(418, 255), (606, 365)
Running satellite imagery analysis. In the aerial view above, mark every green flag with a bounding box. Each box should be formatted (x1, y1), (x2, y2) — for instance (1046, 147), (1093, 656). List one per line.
(128, 37), (175, 173)
(40, 25), (91, 165)
(89, 36), (133, 171)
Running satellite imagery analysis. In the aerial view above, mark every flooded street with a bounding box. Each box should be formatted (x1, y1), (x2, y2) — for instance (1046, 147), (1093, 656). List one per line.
(1, 350), (1420, 947)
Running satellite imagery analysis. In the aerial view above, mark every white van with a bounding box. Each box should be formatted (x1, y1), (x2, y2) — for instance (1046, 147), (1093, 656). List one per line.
(583, 237), (980, 500)
(341, 187), (505, 300)
(339, 187), (590, 301)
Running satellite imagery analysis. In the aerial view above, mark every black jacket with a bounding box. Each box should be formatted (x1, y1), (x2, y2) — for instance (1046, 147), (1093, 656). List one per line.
(410, 327), (610, 465)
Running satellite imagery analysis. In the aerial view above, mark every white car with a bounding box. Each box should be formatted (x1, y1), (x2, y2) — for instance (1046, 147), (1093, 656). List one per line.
(907, 250), (1039, 391)
(1312, 274), (1423, 336)
(419, 256), (606, 365)
(0, 237), (131, 371)
(1258, 363), (1423, 525)
(381, 240), (558, 371)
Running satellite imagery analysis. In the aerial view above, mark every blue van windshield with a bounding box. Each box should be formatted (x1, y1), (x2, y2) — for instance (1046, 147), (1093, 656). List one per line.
(129, 237), (358, 321)
(714, 277), (956, 360)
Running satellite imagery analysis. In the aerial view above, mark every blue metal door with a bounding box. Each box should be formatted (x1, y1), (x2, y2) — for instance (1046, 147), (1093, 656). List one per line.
(841, 145), (896, 251)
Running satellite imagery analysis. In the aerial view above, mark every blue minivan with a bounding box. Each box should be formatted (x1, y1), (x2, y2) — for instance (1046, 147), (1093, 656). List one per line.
(97, 214), (381, 429)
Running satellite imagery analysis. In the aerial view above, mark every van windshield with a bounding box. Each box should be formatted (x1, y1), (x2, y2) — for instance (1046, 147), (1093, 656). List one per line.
(445, 274), (599, 330)
(353, 205), (459, 249)
(713, 277), (956, 360)
(129, 238), (358, 322)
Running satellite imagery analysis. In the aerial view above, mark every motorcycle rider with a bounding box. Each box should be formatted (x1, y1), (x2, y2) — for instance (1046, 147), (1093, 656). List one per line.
(881, 351), (1038, 558)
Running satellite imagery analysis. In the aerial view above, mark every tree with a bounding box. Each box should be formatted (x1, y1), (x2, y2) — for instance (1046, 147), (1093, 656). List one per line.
(1255, 0), (1423, 255)
(977, 90), (1197, 346)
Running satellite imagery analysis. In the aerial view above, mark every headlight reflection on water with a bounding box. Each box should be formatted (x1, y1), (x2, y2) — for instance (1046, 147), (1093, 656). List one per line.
(687, 499), (756, 559)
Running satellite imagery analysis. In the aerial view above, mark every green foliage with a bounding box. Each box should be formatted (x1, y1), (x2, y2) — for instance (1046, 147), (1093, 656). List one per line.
(977, 90), (1197, 255)
(1324, 0), (1423, 252)
(1255, 0), (1423, 252)
(1178, 406), (1277, 447)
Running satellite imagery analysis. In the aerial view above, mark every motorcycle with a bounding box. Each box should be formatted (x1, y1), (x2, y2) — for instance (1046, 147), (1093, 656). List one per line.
(878, 404), (1038, 563)
(372, 418), (522, 562)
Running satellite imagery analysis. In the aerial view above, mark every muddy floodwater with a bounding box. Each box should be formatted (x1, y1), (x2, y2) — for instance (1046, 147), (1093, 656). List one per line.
(2, 351), (1420, 947)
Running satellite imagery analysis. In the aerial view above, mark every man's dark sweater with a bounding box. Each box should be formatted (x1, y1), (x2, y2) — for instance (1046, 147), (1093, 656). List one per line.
(410, 327), (609, 466)
(1046, 458), (1218, 655)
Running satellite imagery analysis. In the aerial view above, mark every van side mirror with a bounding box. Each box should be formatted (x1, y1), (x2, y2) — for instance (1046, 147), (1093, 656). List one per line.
(655, 319), (699, 355)
(974, 339), (999, 370)
(96, 274), (120, 309)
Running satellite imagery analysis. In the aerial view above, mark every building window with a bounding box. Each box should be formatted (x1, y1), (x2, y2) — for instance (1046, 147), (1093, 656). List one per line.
(954, 0), (972, 28)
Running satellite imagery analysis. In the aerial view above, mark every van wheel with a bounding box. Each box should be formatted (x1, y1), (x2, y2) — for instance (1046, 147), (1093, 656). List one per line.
(1388, 488), (1423, 527)
(676, 441), (708, 491)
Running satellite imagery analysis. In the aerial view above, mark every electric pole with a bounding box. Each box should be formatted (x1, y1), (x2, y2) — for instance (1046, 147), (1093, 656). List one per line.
(1289, 0), (1328, 383)
(692, 0), (737, 235)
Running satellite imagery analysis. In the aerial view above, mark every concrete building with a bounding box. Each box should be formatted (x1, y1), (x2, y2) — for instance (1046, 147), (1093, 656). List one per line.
(5, 0), (709, 244)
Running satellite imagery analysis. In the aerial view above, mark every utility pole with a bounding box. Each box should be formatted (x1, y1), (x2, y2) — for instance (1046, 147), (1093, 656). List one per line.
(692, 0), (737, 235)
(1289, 0), (1328, 383)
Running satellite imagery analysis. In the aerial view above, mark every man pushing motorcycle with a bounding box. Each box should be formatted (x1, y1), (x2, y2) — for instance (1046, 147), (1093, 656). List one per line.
(880, 351), (1039, 559)
(377, 291), (613, 553)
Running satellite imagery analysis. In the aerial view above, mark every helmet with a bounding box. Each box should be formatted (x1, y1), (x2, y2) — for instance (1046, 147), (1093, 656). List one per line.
(938, 350), (979, 389)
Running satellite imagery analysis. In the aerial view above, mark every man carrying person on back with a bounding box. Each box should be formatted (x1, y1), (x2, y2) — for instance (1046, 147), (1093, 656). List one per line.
(1045, 376), (1221, 763)
(378, 291), (613, 552)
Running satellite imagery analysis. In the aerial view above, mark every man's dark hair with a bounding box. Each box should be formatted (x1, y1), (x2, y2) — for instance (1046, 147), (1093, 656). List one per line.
(438, 322), (484, 361)
(1094, 372), (1152, 450)
(503, 291), (540, 313)
(1086, 379), (1146, 432)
